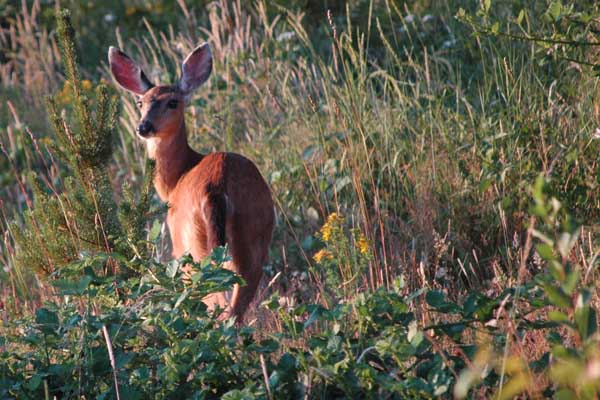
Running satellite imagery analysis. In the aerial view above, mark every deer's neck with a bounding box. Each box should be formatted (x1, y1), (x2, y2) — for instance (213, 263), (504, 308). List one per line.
(148, 123), (202, 202)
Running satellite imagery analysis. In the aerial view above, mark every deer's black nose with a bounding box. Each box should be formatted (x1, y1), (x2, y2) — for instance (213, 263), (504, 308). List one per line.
(136, 120), (155, 137)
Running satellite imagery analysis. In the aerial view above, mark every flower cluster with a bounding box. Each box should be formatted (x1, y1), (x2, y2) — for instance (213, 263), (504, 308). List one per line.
(355, 233), (370, 255)
(311, 212), (372, 297)
(313, 212), (371, 262)
(319, 212), (344, 242)
(313, 249), (333, 263)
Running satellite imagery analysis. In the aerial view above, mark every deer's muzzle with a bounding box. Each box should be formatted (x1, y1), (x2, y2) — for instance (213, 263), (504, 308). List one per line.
(137, 120), (155, 137)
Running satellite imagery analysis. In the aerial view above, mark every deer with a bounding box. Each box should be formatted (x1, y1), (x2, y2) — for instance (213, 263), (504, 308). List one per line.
(108, 43), (274, 322)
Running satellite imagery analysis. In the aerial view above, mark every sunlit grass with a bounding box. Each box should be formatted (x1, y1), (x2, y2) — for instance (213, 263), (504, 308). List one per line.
(2, 0), (600, 397)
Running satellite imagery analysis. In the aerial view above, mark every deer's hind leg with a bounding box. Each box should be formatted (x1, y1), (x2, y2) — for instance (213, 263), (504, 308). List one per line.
(197, 191), (234, 316)
(227, 224), (272, 323)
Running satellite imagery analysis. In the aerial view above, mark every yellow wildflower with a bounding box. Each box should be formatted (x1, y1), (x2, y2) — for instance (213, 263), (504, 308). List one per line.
(321, 224), (332, 242)
(313, 249), (333, 263)
(320, 212), (343, 242)
(355, 233), (370, 255)
(81, 80), (92, 91)
(326, 212), (343, 225)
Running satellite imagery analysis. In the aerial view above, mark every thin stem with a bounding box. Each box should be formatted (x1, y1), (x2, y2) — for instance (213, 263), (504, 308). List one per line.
(102, 324), (121, 400)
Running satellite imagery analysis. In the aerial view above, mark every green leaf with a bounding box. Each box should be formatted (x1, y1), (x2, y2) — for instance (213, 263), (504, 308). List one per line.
(277, 352), (298, 373)
(554, 388), (577, 400)
(116, 352), (135, 369)
(52, 275), (92, 295)
(148, 219), (162, 242)
(211, 245), (231, 264)
(334, 176), (352, 193)
(190, 269), (203, 285)
(535, 243), (555, 261)
(222, 388), (257, 400)
(557, 231), (580, 259)
(462, 292), (495, 319)
(543, 285), (571, 308)
(592, 64), (600, 77)
(531, 175), (548, 205)
(303, 305), (325, 330)
(531, 229), (553, 246)
(247, 339), (279, 353)
(261, 293), (280, 311)
(575, 290), (597, 341)
(490, 22), (500, 35)
(301, 235), (315, 251)
(119, 385), (144, 400)
(530, 352), (550, 373)
(35, 308), (59, 335)
(547, 331), (562, 344)
(483, 0), (491, 12)
(516, 9), (526, 25)
(166, 259), (179, 279)
(408, 320), (424, 347)
(425, 290), (445, 308)
(547, 1), (563, 21)
(426, 290), (460, 313)
(562, 269), (579, 295)
(478, 178), (492, 192)
(25, 373), (43, 390)
(548, 310), (569, 323)
(548, 260), (565, 281)
(174, 288), (190, 309)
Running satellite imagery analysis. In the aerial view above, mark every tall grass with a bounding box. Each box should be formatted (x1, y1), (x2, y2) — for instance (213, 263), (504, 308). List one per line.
(3, 1), (600, 397)
(0, 0), (61, 106)
(1, 0), (600, 353)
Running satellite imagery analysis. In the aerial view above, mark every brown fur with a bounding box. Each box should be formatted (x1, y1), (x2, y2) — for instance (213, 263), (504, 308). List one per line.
(139, 86), (274, 321)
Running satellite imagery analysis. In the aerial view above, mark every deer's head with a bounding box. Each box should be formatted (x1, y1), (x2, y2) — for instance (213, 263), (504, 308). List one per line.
(108, 44), (212, 139)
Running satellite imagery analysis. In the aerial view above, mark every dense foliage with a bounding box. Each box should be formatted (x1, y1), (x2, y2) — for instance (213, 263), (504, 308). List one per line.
(2, 0), (600, 398)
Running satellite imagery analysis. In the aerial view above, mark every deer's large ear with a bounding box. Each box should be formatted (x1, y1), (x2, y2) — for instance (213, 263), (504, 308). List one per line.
(108, 46), (153, 95)
(179, 43), (212, 101)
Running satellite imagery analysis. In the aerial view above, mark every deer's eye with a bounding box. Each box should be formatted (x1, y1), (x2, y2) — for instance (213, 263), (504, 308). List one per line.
(167, 99), (179, 109)
(136, 101), (142, 109)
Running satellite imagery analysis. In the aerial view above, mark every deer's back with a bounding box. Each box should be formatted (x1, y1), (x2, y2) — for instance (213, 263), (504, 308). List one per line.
(167, 152), (273, 258)
(179, 151), (272, 211)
